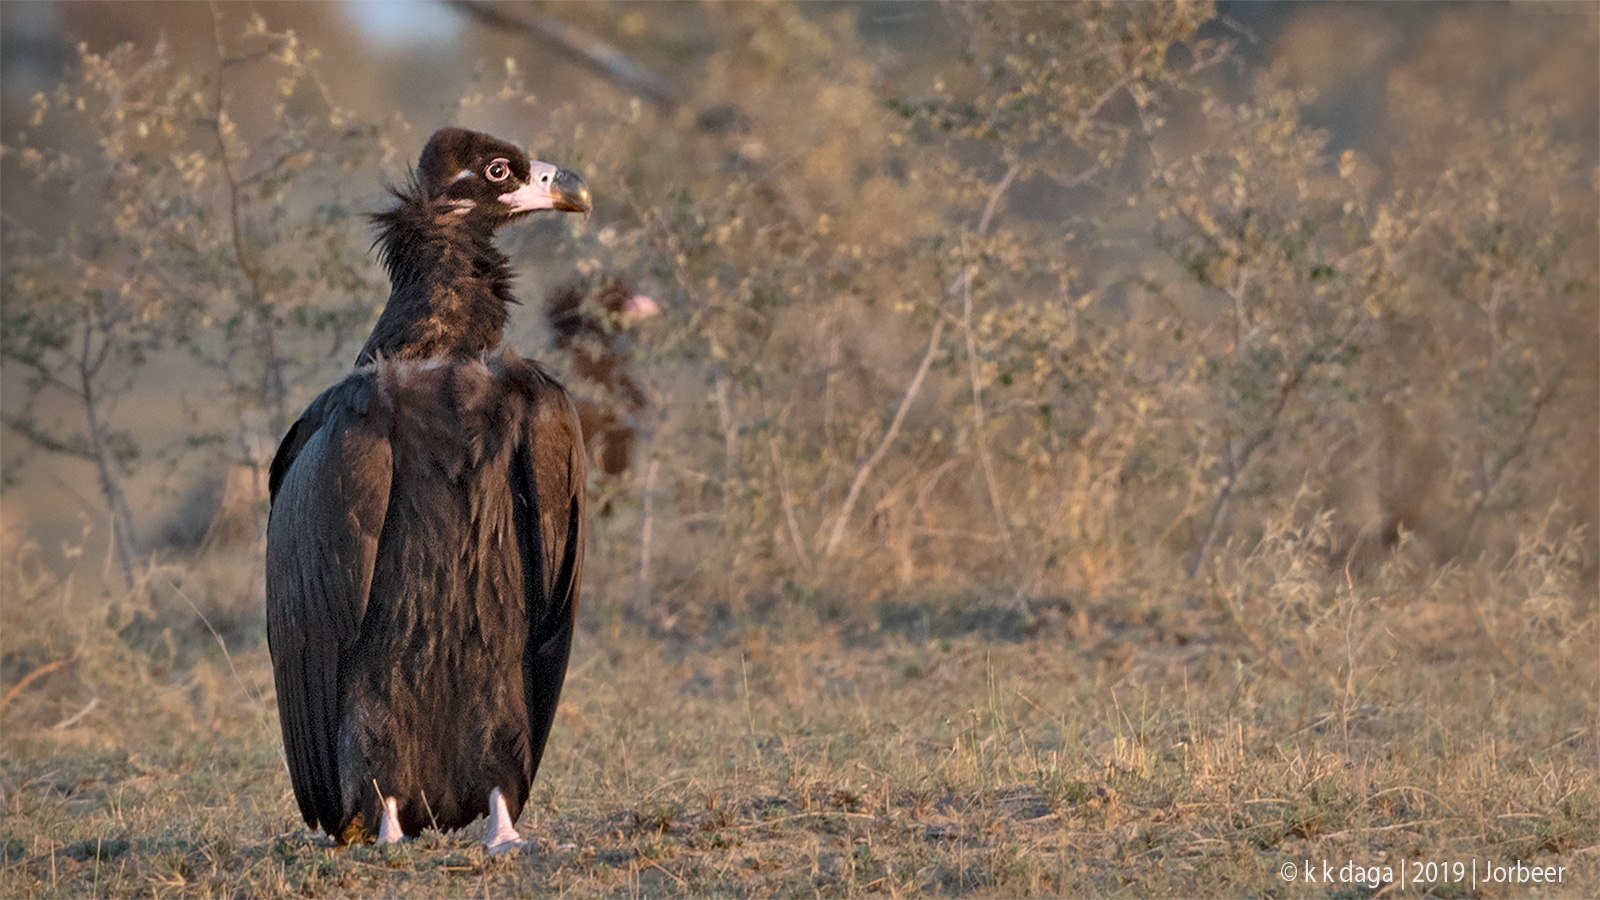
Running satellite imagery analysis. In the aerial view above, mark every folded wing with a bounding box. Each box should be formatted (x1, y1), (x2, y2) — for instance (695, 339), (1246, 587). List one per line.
(265, 376), (393, 833)
(505, 360), (587, 785)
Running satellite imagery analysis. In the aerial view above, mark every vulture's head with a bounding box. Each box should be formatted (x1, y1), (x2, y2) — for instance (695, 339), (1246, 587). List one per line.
(546, 275), (659, 348)
(415, 127), (591, 227)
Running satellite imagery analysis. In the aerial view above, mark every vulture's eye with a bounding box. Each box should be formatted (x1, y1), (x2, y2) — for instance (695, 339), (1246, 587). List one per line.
(485, 159), (512, 183)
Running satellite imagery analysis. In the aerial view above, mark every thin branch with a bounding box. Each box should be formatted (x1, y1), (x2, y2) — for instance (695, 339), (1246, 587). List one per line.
(713, 370), (738, 529)
(0, 659), (75, 710)
(162, 572), (265, 708)
(953, 161), (1023, 562)
(1187, 320), (1362, 578)
(1460, 372), (1561, 548)
(977, 163), (1022, 236)
(769, 435), (814, 570)
(52, 695), (100, 730)
(635, 458), (660, 610)
(1468, 596), (1549, 696)
(824, 317), (946, 559)
(447, 0), (675, 111)
(209, 6), (257, 291)
(0, 415), (93, 461)
(77, 299), (140, 588)
(209, 0), (289, 430)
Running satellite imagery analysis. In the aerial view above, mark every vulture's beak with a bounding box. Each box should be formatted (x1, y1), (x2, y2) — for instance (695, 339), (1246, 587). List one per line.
(550, 168), (592, 218)
(501, 161), (592, 219)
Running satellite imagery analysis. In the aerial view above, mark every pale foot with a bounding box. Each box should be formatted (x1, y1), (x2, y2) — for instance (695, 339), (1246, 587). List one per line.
(484, 787), (527, 856)
(376, 795), (405, 845)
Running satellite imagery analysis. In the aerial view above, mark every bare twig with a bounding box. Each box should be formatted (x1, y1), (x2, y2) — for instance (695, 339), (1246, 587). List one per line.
(733, 811), (879, 831)
(208, 1), (289, 430)
(1187, 319), (1364, 578)
(164, 572), (265, 707)
(1320, 820), (1433, 841)
(953, 162), (1023, 562)
(768, 436), (813, 570)
(1461, 373), (1561, 549)
(632, 845), (688, 888)
(824, 317), (946, 559)
(78, 299), (140, 589)
(636, 457), (659, 609)
(1, 659), (75, 710)
(1216, 580), (1297, 682)
(1467, 595), (1549, 696)
(713, 371), (739, 534)
(52, 695), (100, 730)
(0, 415), (91, 462)
(448, 0), (675, 111)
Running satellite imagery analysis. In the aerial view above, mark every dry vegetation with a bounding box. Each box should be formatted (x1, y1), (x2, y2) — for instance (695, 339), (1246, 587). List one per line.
(3, 2), (1597, 897)
(2, 513), (1596, 897)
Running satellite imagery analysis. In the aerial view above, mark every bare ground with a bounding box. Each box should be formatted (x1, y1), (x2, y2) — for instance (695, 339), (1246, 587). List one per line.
(2, 547), (1596, 898)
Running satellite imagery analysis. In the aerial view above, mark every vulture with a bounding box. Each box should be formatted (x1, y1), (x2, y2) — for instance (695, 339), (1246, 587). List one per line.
(544, 276), (659, 484)
(265, 127), (591, 852)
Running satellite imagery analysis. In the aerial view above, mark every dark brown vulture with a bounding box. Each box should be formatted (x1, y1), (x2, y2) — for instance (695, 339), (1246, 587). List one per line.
(265, 127), (591, 852)
(544, 276), (659, 484)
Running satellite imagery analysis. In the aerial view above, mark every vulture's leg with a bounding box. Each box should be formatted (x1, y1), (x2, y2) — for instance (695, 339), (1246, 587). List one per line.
(484, 787), (526, 855)
(376, 796), (404, 844)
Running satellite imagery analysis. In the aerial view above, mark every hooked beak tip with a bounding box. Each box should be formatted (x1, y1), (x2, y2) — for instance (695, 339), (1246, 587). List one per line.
(552, 167), (592, 218)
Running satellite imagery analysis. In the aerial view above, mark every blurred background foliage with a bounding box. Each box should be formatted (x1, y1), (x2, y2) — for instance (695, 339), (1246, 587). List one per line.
(1, 0), (1594, 638)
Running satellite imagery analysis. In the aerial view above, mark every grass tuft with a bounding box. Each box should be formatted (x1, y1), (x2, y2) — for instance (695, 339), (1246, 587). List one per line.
(3, 509), (1597, 897)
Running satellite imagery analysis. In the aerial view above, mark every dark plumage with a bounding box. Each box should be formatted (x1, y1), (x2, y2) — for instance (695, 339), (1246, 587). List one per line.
(265, 127), (592, 850)
(544, 276), (658, 483)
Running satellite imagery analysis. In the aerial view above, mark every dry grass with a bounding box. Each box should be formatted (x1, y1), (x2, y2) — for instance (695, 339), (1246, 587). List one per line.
(2, 508), (1597, 898)
(3, 6), (1594, 896)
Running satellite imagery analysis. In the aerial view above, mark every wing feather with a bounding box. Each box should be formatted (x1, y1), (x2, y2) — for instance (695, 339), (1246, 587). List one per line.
(504, 361), (586, 784)
(265, 375), (393, 833)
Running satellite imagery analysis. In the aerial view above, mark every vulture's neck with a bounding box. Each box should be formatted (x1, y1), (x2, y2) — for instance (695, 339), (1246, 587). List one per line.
(358, 194), (517, 365)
